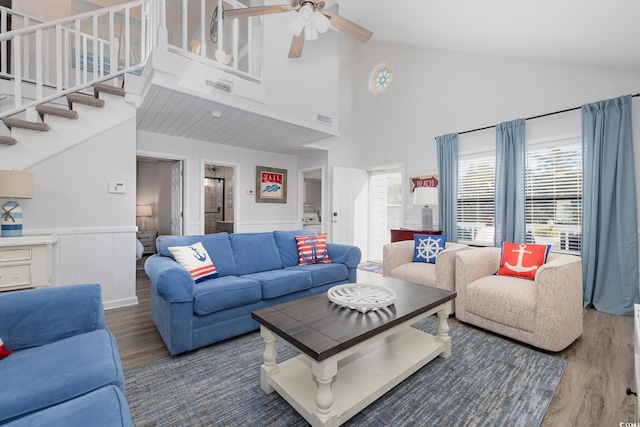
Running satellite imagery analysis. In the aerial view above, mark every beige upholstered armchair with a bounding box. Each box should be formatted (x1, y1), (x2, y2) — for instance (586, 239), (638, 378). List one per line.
(455, 247), (583, 351)
(383, 240), (468, 312)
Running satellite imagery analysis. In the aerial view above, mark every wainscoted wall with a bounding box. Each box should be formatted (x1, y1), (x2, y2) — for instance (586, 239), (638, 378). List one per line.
(235, 220), (300, 233)
(36, 227), (138, 310)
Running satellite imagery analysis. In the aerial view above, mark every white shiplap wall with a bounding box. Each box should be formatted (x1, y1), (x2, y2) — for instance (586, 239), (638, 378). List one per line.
(42, 227), (138, 309)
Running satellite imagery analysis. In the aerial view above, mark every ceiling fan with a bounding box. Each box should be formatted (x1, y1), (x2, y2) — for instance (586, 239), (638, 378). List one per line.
(224, 1), (373, 58)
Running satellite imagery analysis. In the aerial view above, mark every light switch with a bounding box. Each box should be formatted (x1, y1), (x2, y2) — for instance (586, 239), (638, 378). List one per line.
(108, 181), (126, 193)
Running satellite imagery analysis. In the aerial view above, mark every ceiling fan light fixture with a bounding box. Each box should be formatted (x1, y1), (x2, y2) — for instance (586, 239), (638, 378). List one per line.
(312, 11), (330, 34)
(298, 4), (314, 25)
(304, 25), (318, 40)
(288, 17), (304, 36)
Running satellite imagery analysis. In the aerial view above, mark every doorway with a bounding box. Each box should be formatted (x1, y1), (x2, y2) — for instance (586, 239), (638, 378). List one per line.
(301, 168), (323, 233)
(367, 168), (402, 263)
(136, 156), (185, 236)
(203, 163), (235, 234)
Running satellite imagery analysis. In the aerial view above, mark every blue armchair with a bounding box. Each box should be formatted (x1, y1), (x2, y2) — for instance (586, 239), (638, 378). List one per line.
(0, 284), (131, 427)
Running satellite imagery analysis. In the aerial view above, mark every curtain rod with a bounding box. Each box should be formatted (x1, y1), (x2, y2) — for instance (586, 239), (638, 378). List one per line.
(452, 93), (640, 136)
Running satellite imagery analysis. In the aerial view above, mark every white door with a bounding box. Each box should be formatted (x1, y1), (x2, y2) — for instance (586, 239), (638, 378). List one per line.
(170, 161), (184, 235)
(332, 167), (368, 257)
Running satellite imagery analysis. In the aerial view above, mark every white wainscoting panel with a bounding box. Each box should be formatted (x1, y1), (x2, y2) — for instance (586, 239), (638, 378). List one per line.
(235, 221), (299, 233)
(39, 227), (138, 309)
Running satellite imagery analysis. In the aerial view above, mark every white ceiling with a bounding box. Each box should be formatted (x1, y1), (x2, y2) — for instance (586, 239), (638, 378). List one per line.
(135, 0), (640, 156)
(136, 86), (332, 156)
(338, 0), (640, 72)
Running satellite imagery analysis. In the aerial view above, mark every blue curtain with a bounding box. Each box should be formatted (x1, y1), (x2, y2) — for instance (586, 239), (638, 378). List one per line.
(495, 119), (526, 244)
(582, 95), (639, 316)
(436, 133), (459, 242)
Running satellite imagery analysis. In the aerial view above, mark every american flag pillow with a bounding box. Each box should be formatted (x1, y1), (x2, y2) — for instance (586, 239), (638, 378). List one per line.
(295, 234), (331, 265)
(168, 242), (219, 283)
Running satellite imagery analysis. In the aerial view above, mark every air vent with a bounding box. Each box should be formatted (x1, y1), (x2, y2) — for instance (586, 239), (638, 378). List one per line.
(317, 114), (332, 125)
(206, 80), (233, 94)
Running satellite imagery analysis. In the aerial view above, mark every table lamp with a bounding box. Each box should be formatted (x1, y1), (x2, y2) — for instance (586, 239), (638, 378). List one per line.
(136, 205), (152, 231)
(0, 170), (34, 237)
(413, 187), (438, 231)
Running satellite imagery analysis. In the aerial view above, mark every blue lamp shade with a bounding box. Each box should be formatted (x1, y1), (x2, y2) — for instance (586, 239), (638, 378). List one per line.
(0, 170), (34, 237)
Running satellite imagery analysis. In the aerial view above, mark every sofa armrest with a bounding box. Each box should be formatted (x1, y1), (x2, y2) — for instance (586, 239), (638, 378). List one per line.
(535, 254), (583, 311)
(326, 243), (362, 268)
(0, 283), (105, 351)
(434, 242), (469, 289)
(382, 241), (415, 276)
(144, 254), (196, 303)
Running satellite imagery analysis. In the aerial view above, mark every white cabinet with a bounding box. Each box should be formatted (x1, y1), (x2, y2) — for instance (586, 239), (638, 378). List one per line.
(0, 234), (57, 292)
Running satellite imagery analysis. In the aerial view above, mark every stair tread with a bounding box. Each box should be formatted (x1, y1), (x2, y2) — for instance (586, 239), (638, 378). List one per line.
(2, 117), (50, 132)
(94, 83), (125, 97)
(67, 93), (105, 108)
(0, 135), (17, 145)
(36, 105), (79, 119)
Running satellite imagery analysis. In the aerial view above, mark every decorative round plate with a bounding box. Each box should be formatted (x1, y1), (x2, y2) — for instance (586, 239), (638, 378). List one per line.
(327, 284), (397, 313)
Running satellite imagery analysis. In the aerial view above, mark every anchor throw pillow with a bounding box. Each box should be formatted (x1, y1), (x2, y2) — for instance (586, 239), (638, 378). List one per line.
(413, 234), (447, 264)
(0, 337), (12, 360)
(496, 241), (551, 280)
(168, 242), (219, 283)
(295, 234), (331, 265)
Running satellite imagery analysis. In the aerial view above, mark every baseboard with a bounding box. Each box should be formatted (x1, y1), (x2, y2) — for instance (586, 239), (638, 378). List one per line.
(104, 296), (139, 310)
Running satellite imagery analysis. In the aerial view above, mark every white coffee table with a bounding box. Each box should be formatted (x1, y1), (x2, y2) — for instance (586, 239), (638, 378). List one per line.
(251, 277), (455, 426)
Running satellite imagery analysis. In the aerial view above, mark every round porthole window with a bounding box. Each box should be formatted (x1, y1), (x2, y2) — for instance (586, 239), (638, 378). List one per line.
(368, 62), (394, 95)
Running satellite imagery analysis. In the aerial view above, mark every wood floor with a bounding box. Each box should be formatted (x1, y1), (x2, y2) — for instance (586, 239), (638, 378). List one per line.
(105, 265), (637, 426)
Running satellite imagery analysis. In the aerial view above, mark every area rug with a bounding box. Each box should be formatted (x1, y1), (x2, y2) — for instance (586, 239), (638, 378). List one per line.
(125, 317), (566, 426)
(357, 262), (383, 274)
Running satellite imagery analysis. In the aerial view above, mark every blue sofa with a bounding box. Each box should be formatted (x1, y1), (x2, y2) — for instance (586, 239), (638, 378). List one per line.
(0, 284), (131, 427)
(145, 230), (362, 356)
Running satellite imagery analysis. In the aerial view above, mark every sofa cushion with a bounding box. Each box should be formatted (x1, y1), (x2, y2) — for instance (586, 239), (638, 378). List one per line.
(388, 262), (437, 287)
(2, 385), (131, 427)
(465, 275), (537, 332)
(193, 276), (262, 316)
(157, 233), (237, 277)
(285, 263), (349, 287)
(274, 229), (316, 267)
(242, 269), (312, 299)
(413, 234), (447, 263)
(168, 242), (218, 283)
(230, 233), (283, 275)
(0, 329), (124, 423)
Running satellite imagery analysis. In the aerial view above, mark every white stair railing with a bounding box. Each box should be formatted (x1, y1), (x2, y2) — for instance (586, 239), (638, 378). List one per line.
(0, 0), (263, 120)
(0, 0), (155, 119)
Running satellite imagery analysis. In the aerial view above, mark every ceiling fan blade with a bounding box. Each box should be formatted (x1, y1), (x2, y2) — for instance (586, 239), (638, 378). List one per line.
(323, 10), (373, 44)
(288, 34), (305, 58)
(225, 5), (292, 20)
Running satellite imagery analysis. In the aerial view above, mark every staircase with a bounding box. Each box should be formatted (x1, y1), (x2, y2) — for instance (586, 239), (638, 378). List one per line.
(1, 82), (124, 146)
(0, 1), (155, 166)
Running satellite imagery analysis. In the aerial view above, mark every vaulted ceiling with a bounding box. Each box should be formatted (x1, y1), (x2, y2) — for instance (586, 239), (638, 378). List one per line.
(340, 0), (640, 73)
(134, 0), (640, 156)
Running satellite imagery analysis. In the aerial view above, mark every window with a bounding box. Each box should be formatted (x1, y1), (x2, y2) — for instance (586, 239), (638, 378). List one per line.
(457, 154), (496, 245)
(456, 137), (582, 254)
(526, 139), (582, 253)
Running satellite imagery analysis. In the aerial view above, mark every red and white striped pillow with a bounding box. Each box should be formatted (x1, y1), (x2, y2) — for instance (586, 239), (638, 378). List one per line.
(295, 234), (331, 265)
(168, 242), (218, 283)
